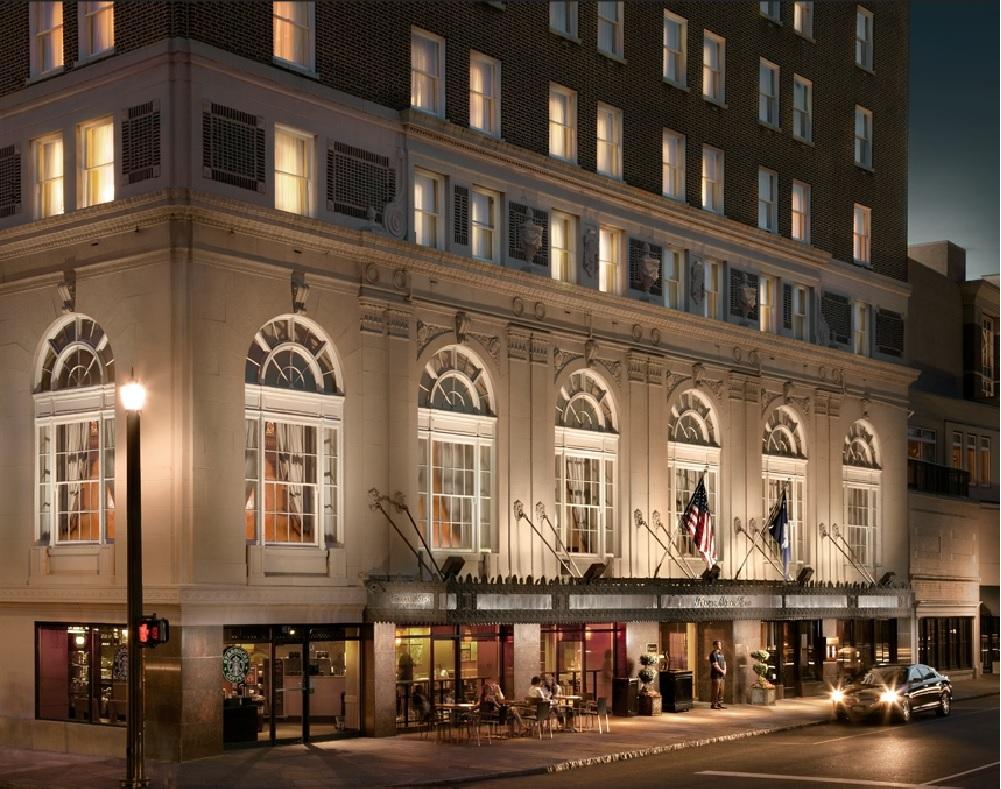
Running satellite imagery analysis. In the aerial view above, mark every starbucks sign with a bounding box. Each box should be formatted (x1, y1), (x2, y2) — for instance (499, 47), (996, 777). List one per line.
(222, 646), (251, 683)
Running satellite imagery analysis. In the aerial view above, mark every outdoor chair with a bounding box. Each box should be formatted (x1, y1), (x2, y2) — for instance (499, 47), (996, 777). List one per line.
(523, 700), (554, 740)
(581, 696), (610, 733)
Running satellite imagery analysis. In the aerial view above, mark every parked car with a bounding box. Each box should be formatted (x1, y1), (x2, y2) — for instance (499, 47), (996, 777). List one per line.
(831, 663), (951, 723)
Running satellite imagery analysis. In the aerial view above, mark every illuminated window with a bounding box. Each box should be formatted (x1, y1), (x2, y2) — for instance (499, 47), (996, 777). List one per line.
(663, 248), (682, 309)
(78, 118), (114, 208)
(978, 437), (991, 486)
(855, 106), (873, 168)
(274, 125), (313, 216)
(758, 168), (777, 232)
(982, 316), (995, 397)
(701, 145), (723, 213)
(853, 204), (871, 265)
(704, 260), (721, 319)
(471, 186), (498, 262)
(79, 1), (114, 59)
(663, 12), (687, 87)
(668, 389), (720, 558)
(907, 427), (936, 462)
(856, 7), (873, 70)
(413, 169), (443, 249)
(549, 84), (577, 162)
(598, 226), (621, 294)
(853, 302), (870, 356)
(273, 2), (313, 69)
(662, 130), (685, 200)
(792, 284), (809, 340)
(596, 103), (622, 179)
(30, 2), (63, 77)
(549, 1), (578, 38)
(469, 52), (500, 136)
(793, 75), (812, 142)
(759, 274), (776, 332)
(791, 180), (810, 243)
(794, 2), (814, 37)
(550, 211), (576, 283)
(33, 133), (64, 219)
(597, 1), (623, 59)
(702, 32), (725, 104)
(759, 59), (779, 127)
(411, 28), (444, 116)
(760, 1), (780, 22)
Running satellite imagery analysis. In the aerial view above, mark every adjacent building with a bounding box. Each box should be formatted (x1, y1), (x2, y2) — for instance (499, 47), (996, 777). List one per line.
(0, 1), (915, 760)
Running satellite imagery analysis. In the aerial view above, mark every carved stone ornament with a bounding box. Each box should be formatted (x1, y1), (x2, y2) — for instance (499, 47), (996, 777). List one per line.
(382, 202), (405, 238)
(584, 338), (598, 368)
(387, 310), (410, 339)
(512, 296), (525, 317)
(688, 256), (705, 307)
(736, 272), (757, 318)
(650, 328), (661, 346)
(582, 226), (598, 279)
(58, 269), (76, 313)
(665, 370), (691, 398)
(392, 268), (409, 290)
(470, 333), (501, 362)
(554, 348), (583, 379)
(817, 313), (833, 347)
(291, 270), (309, 314)
(520, 208), (544, 262)
(415, 320), (451, 356)
(594, 358), (622, 384)
(360, 303), (385, 334)
(533, 301), (546, 320)
(364, 262), (380, 284)
(631, 324), (643, 342)
(692, 362), (705, 387)
(638, 243), (660, 293)
(455, 311), (469, 345)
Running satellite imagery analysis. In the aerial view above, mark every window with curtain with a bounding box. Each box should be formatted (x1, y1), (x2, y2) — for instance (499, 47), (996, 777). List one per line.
(854, 106), (873, 168)
(550, 211), (576, 282)
(843, 420), (881, 570)
(245, 315), (344, 547)
(762, 476), (805, 566)
(844, 485), (878, 566)
(856, 7), (873, 70)
(414, 170), (442, 248)
(704, 260), (721, 319)
(907, 427), (936, 462)
(598, 226), (620, 294)
(791, 181), (810, 243)
(471, 187), (497, 262)
(549, 1), (578, 38)
(761, 406), (808, 569)
(411, 28), (444, 115)
(702, 32), (725, 103)
(549, 84), (577, 161)
(663, 248), (682, 309)
(981, 317), (995, 396)
(794, 2), (814, 37)
(597, 2), (623, 58)
(663, 12), (686, 86)
(758, 168), (777, 232)
(702, 146), (723, 213)
(853, 302), (869, 356)
(273, 1), (313, 69)
(668, 389), (720, 560)
(596, 103), (622, 179)
(469, 53), (500, 136)
(759, 274), (776, 332)
(555, 371), (618, 558)
(853, 204), (871, 264)
(34, 133), (64, 219)
(758, 59), (779, 127)
(35, 315), (116, 547)
(79, 118), (114, 208)
(79, 1), (114, 59)
(31, 1), (63, 76)
(793, 76), (812, 142)
(792, 284), (809, 340)
(417, 346), (496, 553)
(662, 130), (685, 200)
(275, 125), (312, 215)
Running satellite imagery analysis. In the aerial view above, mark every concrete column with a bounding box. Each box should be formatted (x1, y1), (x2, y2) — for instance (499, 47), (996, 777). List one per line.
(370, 622), (397, 736)
(731, 619), (761, 705)
(625, 621), (660, 677)
(513, 622), (540, 695)
(506, 330), (532, 577)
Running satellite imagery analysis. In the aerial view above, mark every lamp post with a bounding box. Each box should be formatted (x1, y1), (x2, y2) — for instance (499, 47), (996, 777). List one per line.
(120, 381), (148, 789)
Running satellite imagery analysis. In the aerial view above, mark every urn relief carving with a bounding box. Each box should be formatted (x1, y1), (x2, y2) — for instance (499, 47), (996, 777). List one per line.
(520, 208), (544, 262)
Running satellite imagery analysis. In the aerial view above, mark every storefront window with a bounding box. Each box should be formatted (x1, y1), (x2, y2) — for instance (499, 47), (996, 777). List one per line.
(37, 623), (127, 725)
(541, 622), (620, 702)
(918, 617), (973, 671)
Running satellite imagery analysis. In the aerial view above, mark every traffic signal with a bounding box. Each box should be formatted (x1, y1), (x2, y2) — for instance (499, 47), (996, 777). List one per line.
(137, 615), (170, 647)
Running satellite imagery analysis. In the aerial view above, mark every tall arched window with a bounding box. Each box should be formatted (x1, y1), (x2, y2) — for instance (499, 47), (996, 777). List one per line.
(761, 405), (807, 568)
(417, 345), (496, 552)
(555, 370), (618, 557)
(667, 390), (720, 558)
(245, 315), (344, 547)
(843, 420), (881, 569)
(35, 315), (116, 545)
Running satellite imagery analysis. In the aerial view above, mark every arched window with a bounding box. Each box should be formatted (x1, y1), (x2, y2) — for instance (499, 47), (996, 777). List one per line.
(35, 315), (116, 546)
(843, 420), (881, 571)
(245, 315), (343, 547)
(762, 406), (807, 568)
(417, 346), (495, 552)
(555, 370), (618, 558)
(667, 390), (720, 559)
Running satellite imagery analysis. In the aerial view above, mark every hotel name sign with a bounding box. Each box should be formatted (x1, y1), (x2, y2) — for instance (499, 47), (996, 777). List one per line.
(663, 594), (782, 610)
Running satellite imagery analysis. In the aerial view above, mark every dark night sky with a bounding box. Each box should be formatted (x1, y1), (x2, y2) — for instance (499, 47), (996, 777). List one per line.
(908, 0), (999, 280)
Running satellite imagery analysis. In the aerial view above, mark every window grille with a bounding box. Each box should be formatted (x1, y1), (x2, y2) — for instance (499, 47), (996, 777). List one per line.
(121, 100), (161, 184)
(0, 144), (21, 218)
(326, 141), (397, 221)
(201, 103), (266, 192)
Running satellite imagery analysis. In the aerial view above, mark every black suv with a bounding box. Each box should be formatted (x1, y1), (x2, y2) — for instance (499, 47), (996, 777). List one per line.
(831, 663), (952, 723)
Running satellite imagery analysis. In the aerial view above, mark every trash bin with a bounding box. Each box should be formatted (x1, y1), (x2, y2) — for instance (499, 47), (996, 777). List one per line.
(660, 670), (693, 713)
(612, 677), (638, 716)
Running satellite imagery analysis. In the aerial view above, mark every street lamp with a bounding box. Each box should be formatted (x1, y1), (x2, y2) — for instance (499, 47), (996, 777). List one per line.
(120, 379), (148, 789)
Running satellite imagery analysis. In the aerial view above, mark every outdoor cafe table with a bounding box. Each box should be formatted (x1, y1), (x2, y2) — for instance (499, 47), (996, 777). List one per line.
(436, 702), (478, 742)
(551, 695), (583, 732)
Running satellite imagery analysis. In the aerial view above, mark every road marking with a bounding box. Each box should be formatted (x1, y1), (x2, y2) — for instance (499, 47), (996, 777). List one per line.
(813, 706), (999, 744)
(697, 771), (958, 788)
(920, 761), (999, 785)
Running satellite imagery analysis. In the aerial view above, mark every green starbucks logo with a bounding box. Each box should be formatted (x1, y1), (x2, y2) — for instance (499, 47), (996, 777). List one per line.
(222, 646), (251, 683)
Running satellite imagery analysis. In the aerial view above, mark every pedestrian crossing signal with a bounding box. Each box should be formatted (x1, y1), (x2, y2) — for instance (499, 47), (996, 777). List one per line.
(138, 615), (169, 647)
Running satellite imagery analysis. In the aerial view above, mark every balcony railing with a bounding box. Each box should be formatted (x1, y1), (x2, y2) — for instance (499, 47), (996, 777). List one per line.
(907, 459), (970, 497)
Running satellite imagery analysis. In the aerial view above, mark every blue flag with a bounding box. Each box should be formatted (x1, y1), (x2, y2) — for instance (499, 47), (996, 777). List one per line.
(768, 489), (791, 580)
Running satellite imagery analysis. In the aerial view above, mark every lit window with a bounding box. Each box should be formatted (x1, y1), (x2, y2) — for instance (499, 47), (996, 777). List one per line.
(758, 168), (777, 232)
(856, 7), (873, 70)
(702, 32), (725, 103)
(596, 103), (622, 179)
(792, 285), (809, 340)
(549, 84), (577, 162)
(669, 390), (719, 558)
(413, 170), (442, 249)
(853, 301), (869, 356)
(33, 133), (64, 219)
(469, 52), (500, 136)
(853, 204), (871, 265)
(759, 59), (779, 126)
(79, 1), (114, 59)
(760, 1), (781, 22)
(662, 130), (685, 200)
(274, 125), (313, 216)
(950, 432), (962, 469)
(550, 211), (576, 283)
(30, 2), (63, 77)
(663, 248), (682, 309)
(273, 2), (313, 68)
(549, 1), (578, 38)
(663, 12), (687, 87)
(471, 186), (498, 262)
(598, 226), (621, 294)
(907, 427), (936, 462)
(793, 75), (812, 142)
(245, 315), (344, 547)
(411, 28), (444, 116)
(597, 1), (624, 59)
(762, 476), (806, 566)
(78, 118), (114, 208)
(704, 260), (721, 319)
(759, 274), (776, 332)
(794, 1), (813, 37)
(791, 180), (810, 243)
(978, 437), (991, 486)
(981, 316), (995, 397)
(844, 485), (878, 567)
(702, 146), (723, 214)
(418, 346), (495, 553)
(965, 434), (977, 485)
(854, 106), (873, 168)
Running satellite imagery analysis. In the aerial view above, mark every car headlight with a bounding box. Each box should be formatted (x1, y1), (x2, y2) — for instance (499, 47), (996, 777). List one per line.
(831, 690), (845, 703)
(878, 690), (899, 703)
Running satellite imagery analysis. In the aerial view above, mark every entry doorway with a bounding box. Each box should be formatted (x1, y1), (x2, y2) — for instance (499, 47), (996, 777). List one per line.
(761, 620), (823, 696)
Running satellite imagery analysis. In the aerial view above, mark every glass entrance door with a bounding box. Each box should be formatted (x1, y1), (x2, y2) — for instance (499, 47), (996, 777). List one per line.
(305, 631), (363, 738)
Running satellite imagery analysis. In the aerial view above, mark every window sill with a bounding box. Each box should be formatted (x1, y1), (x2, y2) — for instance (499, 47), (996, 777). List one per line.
(793, 135), (815, 147)
(598, 49), (627, 66)
(549, 153), (578, 166)
(759, 121), (782, 133)
(549, 29), (580, 45)
(702, 206), (724, 216)
(662, 192), (686, 203)
(411, 106), (445, 120)
(704, 97), (727, 110)
(75, 48), (115, 68)
(795, 31), (816, 44)
(855, 63), (875, 76)
(272, 56), (318, 79)
(663, 78), (689, 92)
(25, 66), (65, 86)
(856, 162), (874, 174)
(597, 170), (623, 182)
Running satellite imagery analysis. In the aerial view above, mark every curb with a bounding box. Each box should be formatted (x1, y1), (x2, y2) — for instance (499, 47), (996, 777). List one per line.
(392, 716), (831, 787)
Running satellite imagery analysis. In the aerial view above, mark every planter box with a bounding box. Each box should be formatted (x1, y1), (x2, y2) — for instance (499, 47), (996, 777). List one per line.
(637, 694), (662, 715)
(750, 685), (776, 706)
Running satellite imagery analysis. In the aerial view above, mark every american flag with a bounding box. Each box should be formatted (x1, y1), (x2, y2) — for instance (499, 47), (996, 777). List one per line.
(682, 478), (716, 566)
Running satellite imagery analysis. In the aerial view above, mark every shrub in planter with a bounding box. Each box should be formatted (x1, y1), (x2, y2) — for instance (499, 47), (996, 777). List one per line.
(750, 649), (773, 688)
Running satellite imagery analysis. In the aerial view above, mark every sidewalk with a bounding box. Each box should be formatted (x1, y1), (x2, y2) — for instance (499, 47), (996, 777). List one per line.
(1, 676), (996, 789)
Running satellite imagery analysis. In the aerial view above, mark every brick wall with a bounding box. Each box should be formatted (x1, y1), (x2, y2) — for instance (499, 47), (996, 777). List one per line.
(0, 1), (909, 281)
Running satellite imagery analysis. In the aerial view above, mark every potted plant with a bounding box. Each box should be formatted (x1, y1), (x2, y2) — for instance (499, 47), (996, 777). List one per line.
(636, 654), (662, 715)
(750, 649), (776, 705)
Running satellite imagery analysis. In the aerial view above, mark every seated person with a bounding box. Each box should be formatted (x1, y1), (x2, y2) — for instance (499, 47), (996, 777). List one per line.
(411, 685), (433, 725)
(527, 675), (548, 700)
(482, 678), (522, 734)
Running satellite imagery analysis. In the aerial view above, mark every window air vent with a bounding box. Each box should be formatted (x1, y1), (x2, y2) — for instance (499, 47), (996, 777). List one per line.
(874, 309), (904, 357)
(782, 283), (793, 330)
(326, 141), (397, 221)
(121, 100), (161, 184)
(453, 185), (469, 246)
(201, 102), (266, 192)
(821, 292), (852, 346)
(627, 238), (663, 296)
(0, 144), (22, 219)
(728, 268), (760, 322)
(508, 202), (549, 268)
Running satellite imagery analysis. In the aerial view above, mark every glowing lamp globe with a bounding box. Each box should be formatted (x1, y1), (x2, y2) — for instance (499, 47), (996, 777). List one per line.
(120, 382), (147, 412)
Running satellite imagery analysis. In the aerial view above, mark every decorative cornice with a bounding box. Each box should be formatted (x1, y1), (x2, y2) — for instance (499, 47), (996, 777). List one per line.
(469, 331), (501, 363)
(415, 319), (451, 357)
(554, 348), (583, 380)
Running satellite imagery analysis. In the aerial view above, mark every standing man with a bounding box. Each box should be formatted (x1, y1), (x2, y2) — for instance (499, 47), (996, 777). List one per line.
(709, 640), (727, 709)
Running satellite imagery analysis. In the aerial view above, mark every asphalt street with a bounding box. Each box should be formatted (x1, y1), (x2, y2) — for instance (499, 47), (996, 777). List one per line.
(477, 695), (1000, 789)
